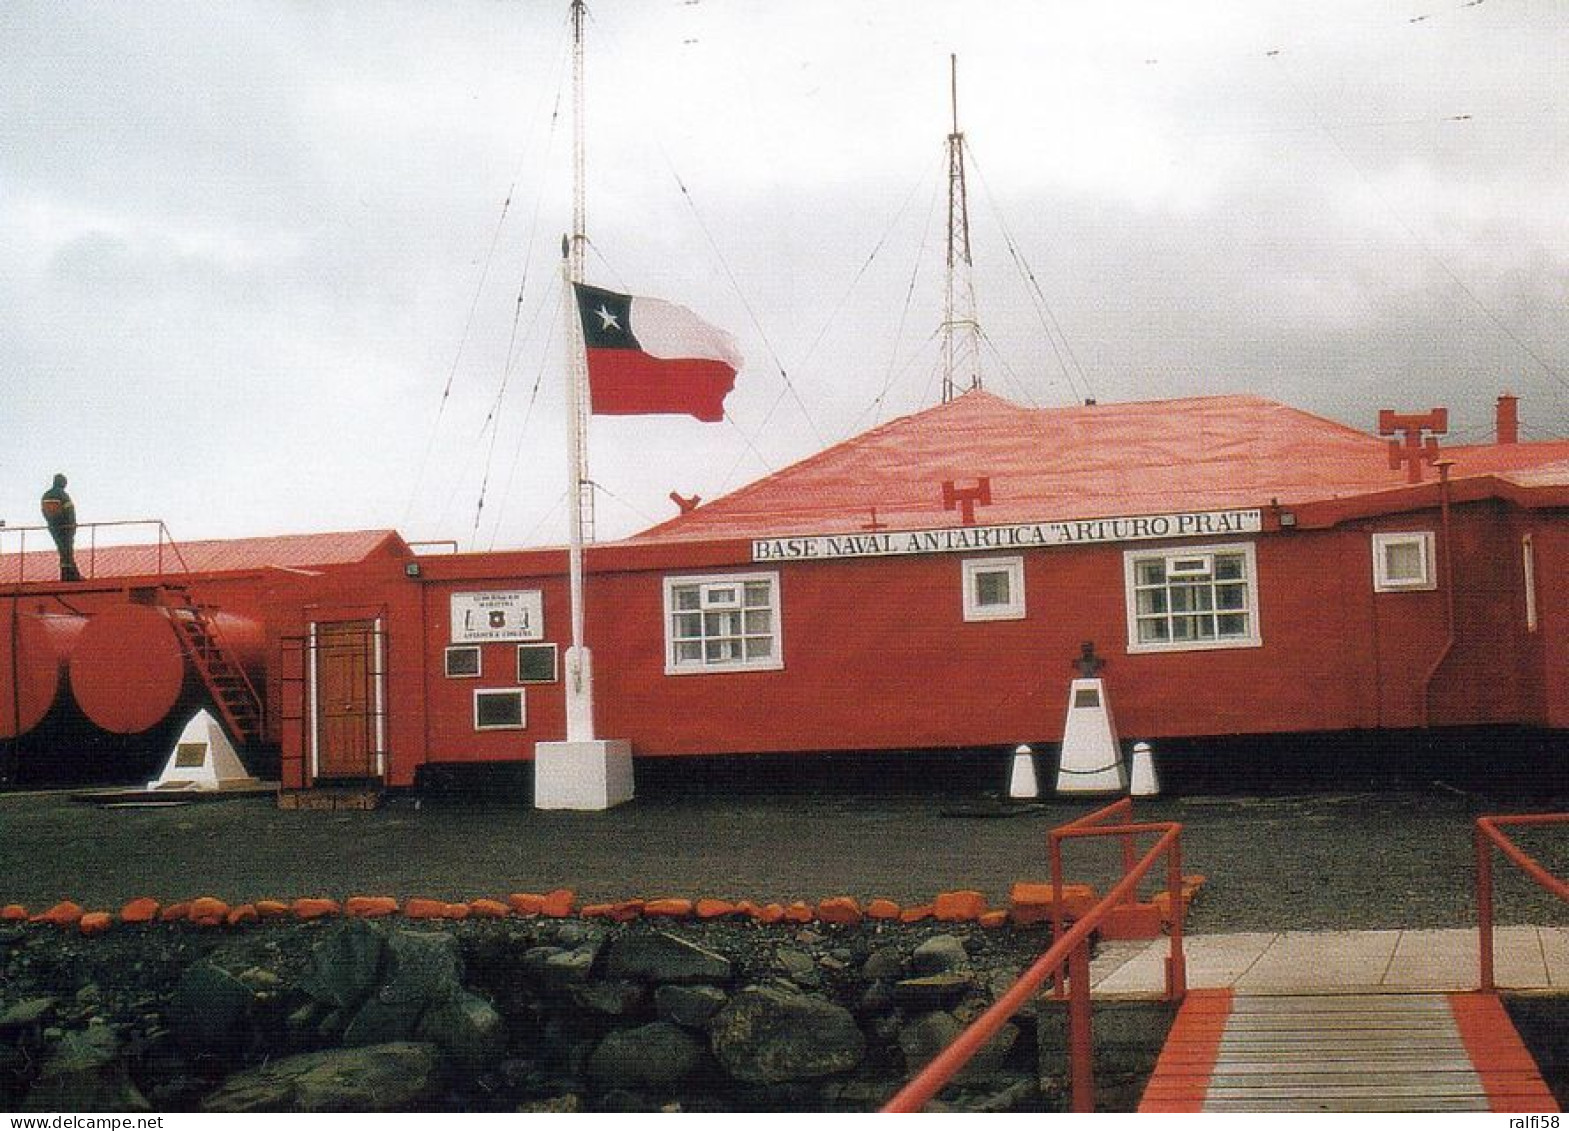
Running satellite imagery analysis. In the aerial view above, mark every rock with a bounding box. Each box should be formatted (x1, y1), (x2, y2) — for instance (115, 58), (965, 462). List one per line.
(588, 1021), (705, 1089)
(541, 946), (599, 988)
(518, 1094), (583, 1113)
(300, 920), (386, 1010)
(893, 973), (975, 1009)
(899, 1011), (1018, 1082)
(655, 984), (727, 1029)
(169, 962), (254, 1054)
(774, 947), (821, 988)
(343, 930), (464, 1046)
(605, 931), (732, 985)
(201, 1041), (444, 1112)
(569, 980), (647, 1016)
(911, 935), (970, 975)
(0, 996), (58, 1033)
(22, 1028), (152, 1112)
(710, 984), (866, 1084)
(862, 947), (906, 981)
(416, 990), (506, 1071)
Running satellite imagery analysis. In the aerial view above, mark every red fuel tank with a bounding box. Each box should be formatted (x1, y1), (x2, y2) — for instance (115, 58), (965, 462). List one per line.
(0, 607), (87, 738)
(68, 604), (266, 735)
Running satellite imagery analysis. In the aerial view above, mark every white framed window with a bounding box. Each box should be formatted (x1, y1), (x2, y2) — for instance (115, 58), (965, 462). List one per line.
(473, 688), (525, 730)
(1372, 531), (1436, 592)
(962, 556), (1026, 621)
(1125, 542), (1261, 653)
(664, 571), (783, 675)
(444, 645), (481, 678)
(1523, 534), (1538, 632)
(517, 643), (559, 684)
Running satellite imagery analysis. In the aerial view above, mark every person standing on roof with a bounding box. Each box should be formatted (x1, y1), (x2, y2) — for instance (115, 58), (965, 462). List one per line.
(40, 474), (81, 582)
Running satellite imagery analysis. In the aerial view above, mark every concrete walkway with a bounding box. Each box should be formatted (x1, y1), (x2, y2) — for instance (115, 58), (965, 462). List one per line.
(1092, 927), (1569, 996)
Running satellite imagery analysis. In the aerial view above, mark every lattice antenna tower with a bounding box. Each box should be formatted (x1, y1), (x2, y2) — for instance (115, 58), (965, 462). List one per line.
(942, 54), (982, 403)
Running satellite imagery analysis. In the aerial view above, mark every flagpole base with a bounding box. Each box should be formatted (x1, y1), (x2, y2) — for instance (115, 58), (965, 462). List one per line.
(534, 739), (634, 811)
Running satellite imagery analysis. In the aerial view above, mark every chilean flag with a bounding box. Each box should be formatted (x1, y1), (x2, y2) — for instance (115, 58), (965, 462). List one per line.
(572, 283), (742, 423)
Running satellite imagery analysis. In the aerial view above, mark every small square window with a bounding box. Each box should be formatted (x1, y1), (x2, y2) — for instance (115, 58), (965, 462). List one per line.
(962, 557), (1026, 622)
(517, 644), (558, 684)
(444, 646), (481, 678)
(474, 688), (525, 730)
(1372, 532), (1436, 592)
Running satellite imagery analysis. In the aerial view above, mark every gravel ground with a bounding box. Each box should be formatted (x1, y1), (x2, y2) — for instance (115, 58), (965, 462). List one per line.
(3, 770), (1568, 933)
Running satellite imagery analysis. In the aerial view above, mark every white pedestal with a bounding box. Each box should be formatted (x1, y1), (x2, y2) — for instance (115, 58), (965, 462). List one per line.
(1055, 677), (1127, 794)
(1008, 744), (1040, 800)
(534, 739), (634, 810)
(147, 708), (259, 792)
(1130, 741), (1160, 797)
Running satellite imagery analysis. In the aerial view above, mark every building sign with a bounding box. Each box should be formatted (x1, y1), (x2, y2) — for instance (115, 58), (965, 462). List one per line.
(751, 509), (1263, 563)
(450, 590), (544, 644)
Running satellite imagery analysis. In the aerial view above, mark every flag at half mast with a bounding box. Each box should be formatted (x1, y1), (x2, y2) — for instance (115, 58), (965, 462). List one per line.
(572, 283), (742, 423)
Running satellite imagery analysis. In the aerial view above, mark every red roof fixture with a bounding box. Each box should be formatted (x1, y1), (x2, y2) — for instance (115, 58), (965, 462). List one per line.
(1496, 394), (1519, 445)
(1378, 408), (1448, 484)
(668, 492), (701, 515)
(941, 477), (993, 526)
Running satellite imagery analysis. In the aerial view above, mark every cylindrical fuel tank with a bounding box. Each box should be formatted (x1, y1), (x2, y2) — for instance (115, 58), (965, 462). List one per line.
(68, 603), (266, 735)
(0, 605), (88, 738)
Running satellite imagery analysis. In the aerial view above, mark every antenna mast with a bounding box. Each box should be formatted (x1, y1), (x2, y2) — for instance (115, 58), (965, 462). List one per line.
(942, 53), (981, 404)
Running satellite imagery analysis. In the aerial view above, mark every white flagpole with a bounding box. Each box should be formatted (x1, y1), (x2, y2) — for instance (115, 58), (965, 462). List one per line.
(535, 0), (632, 809)
(563, 0), (593, 743)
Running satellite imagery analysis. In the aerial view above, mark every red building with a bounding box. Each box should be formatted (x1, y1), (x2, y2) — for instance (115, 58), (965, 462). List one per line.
(3, 391), (1565, 791)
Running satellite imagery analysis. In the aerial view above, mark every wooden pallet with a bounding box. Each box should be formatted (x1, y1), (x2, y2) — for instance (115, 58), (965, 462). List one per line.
(276, 786), (382, 811)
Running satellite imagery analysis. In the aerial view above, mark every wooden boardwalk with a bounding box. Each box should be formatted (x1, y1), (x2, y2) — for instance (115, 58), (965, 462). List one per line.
(1141, 989), (1559, 1113)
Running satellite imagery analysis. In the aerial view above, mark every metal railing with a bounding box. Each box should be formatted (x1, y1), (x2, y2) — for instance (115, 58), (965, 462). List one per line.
(1, 519), (191, 584)
(1475, 813), (1569, 991)
(883, 798), (1186, 1113)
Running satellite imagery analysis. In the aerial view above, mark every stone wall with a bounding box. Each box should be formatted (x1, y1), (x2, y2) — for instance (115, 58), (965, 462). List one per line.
(0, 915), (1161, 1112)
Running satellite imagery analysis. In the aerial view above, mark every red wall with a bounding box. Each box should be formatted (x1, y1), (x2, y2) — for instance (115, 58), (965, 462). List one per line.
(257, 498), (1565, 783)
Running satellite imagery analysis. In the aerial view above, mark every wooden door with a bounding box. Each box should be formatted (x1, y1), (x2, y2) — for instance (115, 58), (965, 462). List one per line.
(314, 619), (378, 780)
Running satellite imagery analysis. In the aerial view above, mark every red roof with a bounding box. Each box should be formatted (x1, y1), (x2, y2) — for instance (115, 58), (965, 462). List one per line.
(630, 391), (1569, 543)
(2, 528), (406, 585)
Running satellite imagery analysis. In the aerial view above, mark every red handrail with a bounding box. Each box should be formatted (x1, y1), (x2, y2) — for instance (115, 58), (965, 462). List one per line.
(1475, 813), (1569, 991)
(2, 519), (191, 584)
(883, 799), (1185, 1113)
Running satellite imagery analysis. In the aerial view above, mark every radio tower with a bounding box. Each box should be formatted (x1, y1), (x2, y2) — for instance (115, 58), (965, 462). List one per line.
(941, 54), (981, 403)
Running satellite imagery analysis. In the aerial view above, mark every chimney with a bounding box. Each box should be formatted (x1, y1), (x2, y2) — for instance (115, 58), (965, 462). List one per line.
(1496, 393), (1519, 445)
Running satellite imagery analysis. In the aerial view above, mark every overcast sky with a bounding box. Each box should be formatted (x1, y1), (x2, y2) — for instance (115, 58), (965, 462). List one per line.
(3, 0), (1566, 551)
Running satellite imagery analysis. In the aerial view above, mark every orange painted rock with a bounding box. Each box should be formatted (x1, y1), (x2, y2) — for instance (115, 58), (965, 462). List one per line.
(1008, 882), (1098, 924)
(507, 893), (545, 916)
(189, 897), (231, 926)
(933, 890), (987, 922)
(899, 904), (934, 923)
(978, 910), (1010, 929)
(346, 896), (400, 919)
(866, 899), (902, 921)
(754, 903), (786, 924)
(78, 911), (112, 935)
(1, 904), (29, 922)
(404, 898), (448, 920)
(227, 904), (260, 927)
(579, 903), (616, 919)
(469, 898), (510, 919)
(159, 901), (191, 923)
(696, 899), (739, 919)
(255, 899), (293, 919)
(542, 889), (575, 918)
(292, 898), (340, 921)
(32, 901), (85, 927)
(607, 900), (645, 923)
(815, 897), (863, 926)
(118, 897), (161, 924)
(444, 903), (471, 920)
(782, 902), (814, 924)
(644, 898), (694, 918)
